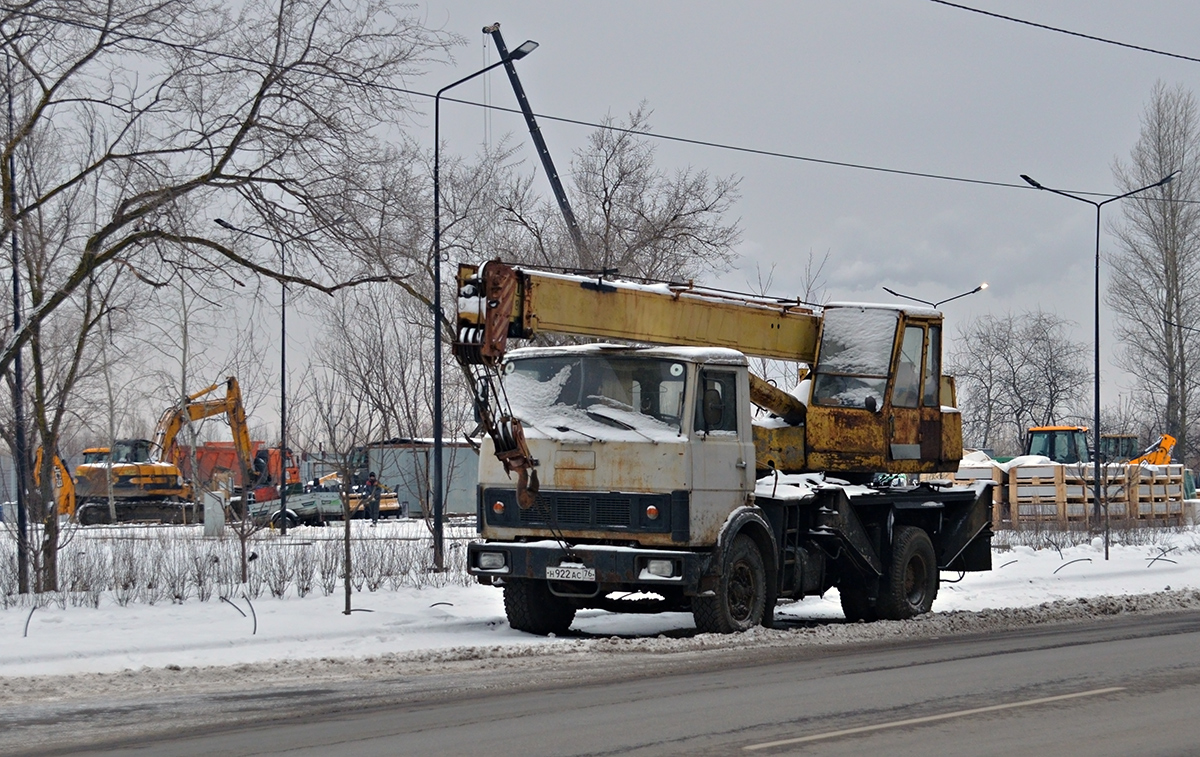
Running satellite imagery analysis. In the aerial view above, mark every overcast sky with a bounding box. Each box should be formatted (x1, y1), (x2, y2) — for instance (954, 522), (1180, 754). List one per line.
(403, 0), (1200, 405)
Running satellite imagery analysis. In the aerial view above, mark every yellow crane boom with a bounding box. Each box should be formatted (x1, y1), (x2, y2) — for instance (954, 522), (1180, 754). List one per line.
(456, 261), (821, 364)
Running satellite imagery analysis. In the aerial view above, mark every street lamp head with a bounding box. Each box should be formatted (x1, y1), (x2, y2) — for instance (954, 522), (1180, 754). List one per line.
(977, 282), (988, 292)
(1158, 171), (1179, 187)
(214, 218), (236, 231)
(1020, 174), (1043, 190)
(510, 40), (539, 60)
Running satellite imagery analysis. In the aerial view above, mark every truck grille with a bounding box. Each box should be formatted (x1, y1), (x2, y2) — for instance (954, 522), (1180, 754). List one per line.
(555, 495), (591, 524)
(596, 495), (631, 526)
(482, 488), (685, 537)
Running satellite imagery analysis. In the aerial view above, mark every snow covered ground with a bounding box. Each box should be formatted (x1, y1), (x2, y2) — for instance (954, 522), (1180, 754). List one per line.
(4, 526), (1200, 679)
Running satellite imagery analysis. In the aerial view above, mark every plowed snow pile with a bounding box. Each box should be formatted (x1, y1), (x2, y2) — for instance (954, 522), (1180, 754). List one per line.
(4, 528), (1200, 695)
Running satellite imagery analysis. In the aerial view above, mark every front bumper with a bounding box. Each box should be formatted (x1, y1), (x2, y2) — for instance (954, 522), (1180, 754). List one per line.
(468, 540), (714, 595)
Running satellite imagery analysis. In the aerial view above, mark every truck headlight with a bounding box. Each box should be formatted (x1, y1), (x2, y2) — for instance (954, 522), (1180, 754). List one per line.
(646, 559), (674, 578)
(478, 551), (507, 570)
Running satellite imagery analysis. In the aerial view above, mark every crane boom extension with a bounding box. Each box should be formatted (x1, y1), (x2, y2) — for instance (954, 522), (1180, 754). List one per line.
(456, 261), (820, 364)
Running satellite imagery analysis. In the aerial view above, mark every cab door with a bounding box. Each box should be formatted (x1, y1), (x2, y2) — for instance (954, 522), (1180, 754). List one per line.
(690, 368), (753, 538)
(919, 324), (944, 463)
(888, 324), (924, 462)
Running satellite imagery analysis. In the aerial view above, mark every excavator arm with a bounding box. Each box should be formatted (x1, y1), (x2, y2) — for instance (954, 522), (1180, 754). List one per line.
(152, 377), (256, 490)
(1131, 434), (1176, 466)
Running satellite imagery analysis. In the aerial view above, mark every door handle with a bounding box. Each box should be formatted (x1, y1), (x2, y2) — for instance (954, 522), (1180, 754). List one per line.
(736, 460), (747, 469)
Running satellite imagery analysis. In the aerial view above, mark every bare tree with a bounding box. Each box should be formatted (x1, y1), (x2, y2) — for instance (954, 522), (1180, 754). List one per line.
(949, 311), (1090, 455)
(314, 286), (473, 531)
(0, 0), (457, 379)
(0, 112), (141, 591)
(1108, 81), (1200, 467)
(296, 361), (385, 615)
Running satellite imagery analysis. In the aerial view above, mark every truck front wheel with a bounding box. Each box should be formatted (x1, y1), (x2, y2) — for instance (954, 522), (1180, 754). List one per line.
(694, 534), (767, 634)
(877, 526), (938, 620)
(503, 579), (576, 636)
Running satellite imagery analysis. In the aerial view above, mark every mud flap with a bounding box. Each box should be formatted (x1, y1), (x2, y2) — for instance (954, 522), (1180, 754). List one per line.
(937, 483), (993, 572)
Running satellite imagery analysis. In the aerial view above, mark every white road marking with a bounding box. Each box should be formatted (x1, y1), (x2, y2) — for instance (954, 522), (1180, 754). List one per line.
(743, 686), (1126, 751)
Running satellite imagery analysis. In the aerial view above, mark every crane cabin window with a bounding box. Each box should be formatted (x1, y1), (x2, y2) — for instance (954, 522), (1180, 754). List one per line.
(694, 370), (738, 435)
(503, 354), (688, 438)
(812, 307), (898, 410)
(892, 326), (924, 408)
(923, 325), (941, 407)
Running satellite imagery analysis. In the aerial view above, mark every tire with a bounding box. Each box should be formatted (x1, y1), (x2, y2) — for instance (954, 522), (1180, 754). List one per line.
(503, 579), (576, 636)
(693, 534), (768, 634)
(876, 526), (938, 620)
(270, 511), (299, 530)
(838, 582), (877, 622)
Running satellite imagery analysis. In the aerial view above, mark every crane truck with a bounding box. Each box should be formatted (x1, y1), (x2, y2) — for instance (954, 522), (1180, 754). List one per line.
(455, 261), (993, 635)
(73, 377), (256, 525)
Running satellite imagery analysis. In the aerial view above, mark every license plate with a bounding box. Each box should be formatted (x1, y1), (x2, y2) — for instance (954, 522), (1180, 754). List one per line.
(546, 565), (595, 582)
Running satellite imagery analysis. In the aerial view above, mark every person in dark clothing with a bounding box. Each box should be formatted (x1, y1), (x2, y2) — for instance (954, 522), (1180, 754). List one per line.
(363, 471), (383, 526)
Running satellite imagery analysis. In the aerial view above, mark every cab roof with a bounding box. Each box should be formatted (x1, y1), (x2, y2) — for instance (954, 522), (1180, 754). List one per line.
(506, 343), (748, 366)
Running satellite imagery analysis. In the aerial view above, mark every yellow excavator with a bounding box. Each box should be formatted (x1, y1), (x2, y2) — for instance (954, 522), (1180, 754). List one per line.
(73, 377), (255, 525)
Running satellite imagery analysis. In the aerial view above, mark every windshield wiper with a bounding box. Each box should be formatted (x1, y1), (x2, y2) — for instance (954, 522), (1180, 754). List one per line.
(585, 408), (635, 430)
(554, 424), (599, 441)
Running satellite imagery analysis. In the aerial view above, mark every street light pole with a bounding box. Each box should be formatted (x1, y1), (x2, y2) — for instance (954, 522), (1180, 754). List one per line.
(432, 39), (538, 570)
(5, 49), (28, 594)
(214, 217), (342, 535)
(1020, 171), (1176, 559)
(882, 282), (988, 309)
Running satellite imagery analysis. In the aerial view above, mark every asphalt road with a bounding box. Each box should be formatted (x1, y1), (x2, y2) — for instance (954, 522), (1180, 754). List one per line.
(18, 610), (1200, 756)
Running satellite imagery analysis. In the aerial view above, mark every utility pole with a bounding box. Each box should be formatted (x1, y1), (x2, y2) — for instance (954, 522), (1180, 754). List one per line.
(483, 23), (586, 259)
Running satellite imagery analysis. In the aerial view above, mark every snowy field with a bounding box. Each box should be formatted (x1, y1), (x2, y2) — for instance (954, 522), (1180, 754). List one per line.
(4, 521), (1200, 679)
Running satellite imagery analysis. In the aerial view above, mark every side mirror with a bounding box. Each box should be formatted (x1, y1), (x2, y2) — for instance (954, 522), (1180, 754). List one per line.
(865, 395), (878, 413)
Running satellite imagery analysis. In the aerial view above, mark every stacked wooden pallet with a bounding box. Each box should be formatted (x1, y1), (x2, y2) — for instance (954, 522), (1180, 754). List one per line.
(1007, 461), (1186, 523)
(955, 458), (1189, 526)
(1127, 463), (1185, 519)
(1007, 463), (1089, 523)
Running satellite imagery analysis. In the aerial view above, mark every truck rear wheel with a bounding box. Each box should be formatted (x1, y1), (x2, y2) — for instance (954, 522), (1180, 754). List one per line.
(877, 526), (938, 620)
(693, 534), (767, 634)
(503, 579), (576, 636)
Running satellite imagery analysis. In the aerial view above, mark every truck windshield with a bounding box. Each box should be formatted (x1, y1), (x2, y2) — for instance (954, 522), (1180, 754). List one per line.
(504, 354), (688, 437)
(812, 307), (899, 409)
